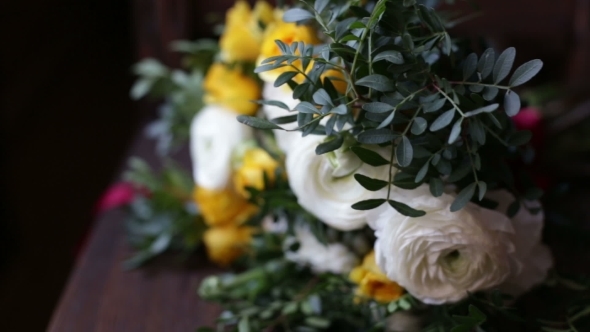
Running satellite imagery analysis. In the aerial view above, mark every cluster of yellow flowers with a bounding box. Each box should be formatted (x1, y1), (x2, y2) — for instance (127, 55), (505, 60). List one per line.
(196, 0), (399, 303)
(350, 251), (405, 303)
(195, 1), (293, 266)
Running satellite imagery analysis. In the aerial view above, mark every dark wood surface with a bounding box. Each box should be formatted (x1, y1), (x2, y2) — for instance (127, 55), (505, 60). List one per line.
(47, 134), (223, 332)
(47, 209), (222, 332)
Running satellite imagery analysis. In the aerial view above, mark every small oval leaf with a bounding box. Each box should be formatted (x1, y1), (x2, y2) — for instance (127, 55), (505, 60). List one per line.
(450, 182), (477, 212)
(504, 90), (521, 117)
(396, 136), (413, 167)
(493, 47), (516, 84)
(430, 109), (456, 131)
(509, 59), (543, 87)
(352, 199), (386, 210)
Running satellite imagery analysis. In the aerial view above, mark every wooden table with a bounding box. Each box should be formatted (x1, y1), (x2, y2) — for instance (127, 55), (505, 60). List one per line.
(47, 134), (223, 332)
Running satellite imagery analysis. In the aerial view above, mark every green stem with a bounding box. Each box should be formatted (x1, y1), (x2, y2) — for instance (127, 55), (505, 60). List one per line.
(481, 123), (508, 146)
(434, 85), (465, 117)
(464, 138), (480, 183)
(449, 81), (511, 90)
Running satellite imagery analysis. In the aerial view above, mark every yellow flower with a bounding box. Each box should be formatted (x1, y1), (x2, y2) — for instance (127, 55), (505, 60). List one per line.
(257, 17), (321, 83)
(321, 67), (348, 95)
(219, 0), (275, 62)
(193, 186), (258, 227)
(203, 224), (255, 266)
(233, 148), (280, 197)
(350, 251), (404, 303)
(203, 63), (261, 115)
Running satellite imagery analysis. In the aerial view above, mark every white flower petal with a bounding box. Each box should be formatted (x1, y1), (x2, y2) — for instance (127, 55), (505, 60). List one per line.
(189, 105), (254, 190)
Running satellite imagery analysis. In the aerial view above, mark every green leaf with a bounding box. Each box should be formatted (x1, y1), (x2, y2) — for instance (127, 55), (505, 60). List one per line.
(403, 0), (416, 6)
(411, 117), (427, 135)
(293, 82), (310, 99)
(368, 0), (387, 28)
(477, 181), (487, 201)
(423, 98), (446, 113)
(451, 183), (476, 212)
(295, 101), (319, 114)
(350, 146), (390, 166)
(330, 104), (348, 115)
(507, 130), (532, 146)
(283, 8), (314, 22)
(478, 48), (495, 78)
(374, 50), (404, 64)
(313, 88), (333, 106)
(509, 59), (543, 87)
(464, 104), (499, 117)
(357, 128), (398, 144)
(271, 114), (298, 124)
(482, 87), (499, 101)
(274, 71), (298, 87)
(316, 136), (344, 155)
(393, 172), (422, 189)
(447, 162), (471, 182)
(415, 161), (429, 182)
(363, 102), (394, 113)
(396, 136), (413, 167)
(430, 177), (444, 197)
(352, 199), (386, 210)
(356, 74), (395, 92)
(388, 200), (426, 217)
(430, 109), (456, 131)
(354, 174), (389, 191)
(238, 316), (250, 332)
(463, 53), (478, 80)
(314, 0), (329, 13)
(443, 33), (452, 55)
(493, 47), (516, 84)
(504, 90), (521, 117)
(448, 118), (463, 144)
(237, 115), (283, 130)
(130, 78), (153, 100)
(305, 317), (330, 329)
(256, 99), (290, 111)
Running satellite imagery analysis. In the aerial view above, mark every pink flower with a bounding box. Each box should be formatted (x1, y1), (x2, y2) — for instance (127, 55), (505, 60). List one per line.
(93, 182), (136, 216)
(513, 107), (542, 131)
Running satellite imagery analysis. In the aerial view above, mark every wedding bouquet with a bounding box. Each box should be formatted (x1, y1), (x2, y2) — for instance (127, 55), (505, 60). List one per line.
(123, 0), (590, 331)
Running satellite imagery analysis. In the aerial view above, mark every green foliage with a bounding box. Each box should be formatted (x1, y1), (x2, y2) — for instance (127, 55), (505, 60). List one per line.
(198, 257), (394, 331)
(122, 158), (204, 268)
(131, 40), (218, 155)
(244, 0), (544, 215)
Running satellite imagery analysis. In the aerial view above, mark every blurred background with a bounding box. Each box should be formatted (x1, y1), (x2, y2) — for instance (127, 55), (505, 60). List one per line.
(0, 0), (588, 330)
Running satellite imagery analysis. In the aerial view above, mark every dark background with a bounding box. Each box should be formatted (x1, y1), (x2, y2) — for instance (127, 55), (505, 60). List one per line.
(0, 0), (587, 330)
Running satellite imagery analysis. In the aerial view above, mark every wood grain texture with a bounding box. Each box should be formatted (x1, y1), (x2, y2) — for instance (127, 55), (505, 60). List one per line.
(47, 208), (223, 332)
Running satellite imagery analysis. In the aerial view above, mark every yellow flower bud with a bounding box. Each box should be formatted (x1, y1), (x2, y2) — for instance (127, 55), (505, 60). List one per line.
(203, 224), (255, 266)
(257, 18), (321, 83)
(193, 186), (258, 227)
(350, 251), (404, 303)
(233, 148), (279, 197)
(219, 1), (275, 62)
(203, 63), (261, 115)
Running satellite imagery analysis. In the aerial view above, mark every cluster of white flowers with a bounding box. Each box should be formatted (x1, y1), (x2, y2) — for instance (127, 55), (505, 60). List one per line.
(190, 62), (552, 307)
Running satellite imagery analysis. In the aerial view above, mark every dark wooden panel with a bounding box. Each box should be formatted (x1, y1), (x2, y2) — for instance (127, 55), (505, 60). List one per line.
(47, 207), (222, 332)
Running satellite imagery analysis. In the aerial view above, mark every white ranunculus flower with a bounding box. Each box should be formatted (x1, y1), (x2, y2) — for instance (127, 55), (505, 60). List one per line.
(262, 83), (302, 152)
(369, 184), (518, 304)
(286, 135), (392, 231)
(189, 104), (254, 190)
(285, 225), (359, 274)
(486, 190), (553, 296)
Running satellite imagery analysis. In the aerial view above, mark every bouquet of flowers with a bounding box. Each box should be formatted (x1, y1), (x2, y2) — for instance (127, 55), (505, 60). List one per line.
(123, 0), (590, 331)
